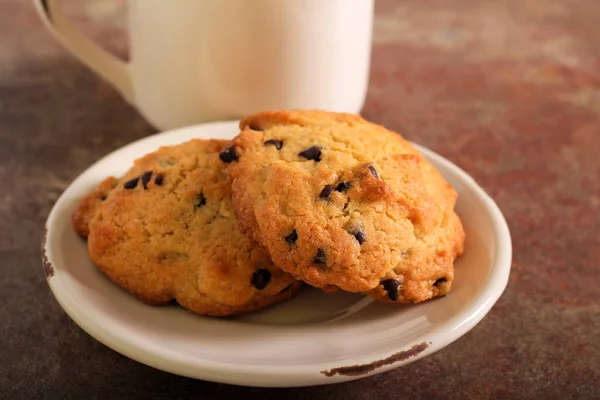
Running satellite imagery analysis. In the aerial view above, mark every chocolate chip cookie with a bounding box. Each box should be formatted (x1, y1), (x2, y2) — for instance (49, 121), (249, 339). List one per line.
(223, 110), (465, 303)
(72, 139), (302, 316)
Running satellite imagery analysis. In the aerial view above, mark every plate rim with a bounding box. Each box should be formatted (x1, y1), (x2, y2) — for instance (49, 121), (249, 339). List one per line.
(42, 120), (512, 387)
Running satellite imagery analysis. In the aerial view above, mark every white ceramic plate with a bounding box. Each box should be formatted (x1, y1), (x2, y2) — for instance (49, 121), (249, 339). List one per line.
(42, 121), (511, 387)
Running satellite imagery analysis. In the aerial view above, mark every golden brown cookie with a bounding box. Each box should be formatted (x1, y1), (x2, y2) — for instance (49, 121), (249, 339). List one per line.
(72, 139), (302, 316)
(222, 110), (465, 303)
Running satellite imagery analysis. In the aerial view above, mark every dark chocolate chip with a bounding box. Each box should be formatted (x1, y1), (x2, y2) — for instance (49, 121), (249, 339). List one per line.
(154, 174), (164, 186)
(219, 146), (238, 163)
(264, 139), (283, 150)
(434, 278), (447, 286)
(319, 185), (335, 199)
(194, 192), (206, 208)
(368, 165), (379, 179)
(299, 146), (322, 162)
(336, 181), (352, 192)
(352, 229), (366, 245)
(251, 269), (271, 290)
(123, 177), (140, 189)
(382, 279), (400, 301)
(313, 248), (327, 265)
(285, 230), (298, 244)
(141, 171), (153, 189)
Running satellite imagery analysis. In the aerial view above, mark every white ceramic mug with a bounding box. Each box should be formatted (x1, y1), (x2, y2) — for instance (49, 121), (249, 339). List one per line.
(34, 0), (374, 131)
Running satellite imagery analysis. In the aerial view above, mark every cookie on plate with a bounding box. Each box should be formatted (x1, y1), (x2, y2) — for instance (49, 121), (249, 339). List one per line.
(72, 139), (302, 316)
(222, 110), (465, 303)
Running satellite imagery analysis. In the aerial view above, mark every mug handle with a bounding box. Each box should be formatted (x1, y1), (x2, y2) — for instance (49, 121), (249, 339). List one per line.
(33, 0), (134, 103)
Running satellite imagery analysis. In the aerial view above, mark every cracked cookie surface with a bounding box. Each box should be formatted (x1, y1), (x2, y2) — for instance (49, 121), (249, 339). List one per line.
(224, 110), (465, 303)
(72, 139), (301, 316)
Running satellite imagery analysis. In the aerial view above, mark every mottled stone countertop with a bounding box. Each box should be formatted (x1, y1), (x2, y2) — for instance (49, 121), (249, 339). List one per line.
(1, 0), (599, 399)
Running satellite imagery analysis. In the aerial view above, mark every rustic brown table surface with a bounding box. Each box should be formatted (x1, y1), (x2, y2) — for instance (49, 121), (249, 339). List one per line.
(2, 0), (599, 399)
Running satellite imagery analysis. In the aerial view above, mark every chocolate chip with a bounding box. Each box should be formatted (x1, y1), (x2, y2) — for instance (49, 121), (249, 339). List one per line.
(368, 165), (379, 179)
(264, 139), (283, 149)
(123, 177), (139, 189)
(352, 229), (366, 245)
(219, 146), (238, 163)
(251, 269), (271, 290)
(194, 192), (206, 208)
(100, 195), (107, 201)
(299, 146), (322, 162)
(154, 174), (164, 186)
(382, 279), (400, 301)
(434, 278), (447, 286)
(336, 181), (352, 192)
(313, 248), (326, 265)
(141, 171), (153, 189)
(319, 185), (335, 199)
(285, 230), (298, 244)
